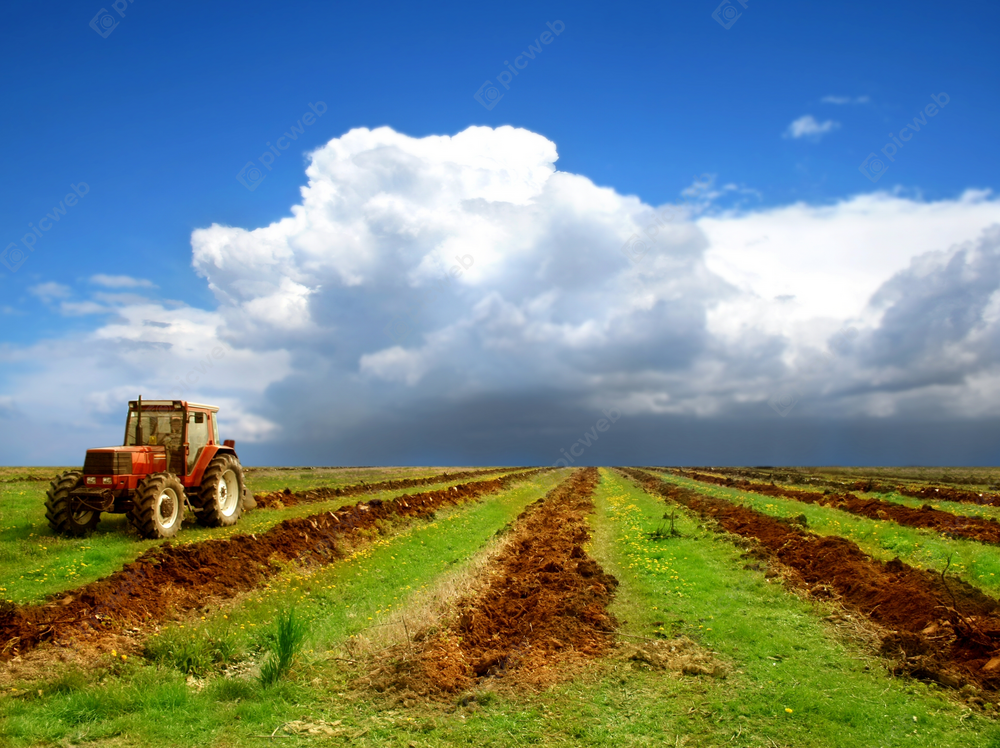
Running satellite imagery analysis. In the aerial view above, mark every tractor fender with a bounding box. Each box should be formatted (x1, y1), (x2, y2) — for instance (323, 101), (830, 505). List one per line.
(196, 445), (256, 510)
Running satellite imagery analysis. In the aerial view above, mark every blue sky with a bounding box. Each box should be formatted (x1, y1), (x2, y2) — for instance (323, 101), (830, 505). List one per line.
(2, 0), (1000, 465)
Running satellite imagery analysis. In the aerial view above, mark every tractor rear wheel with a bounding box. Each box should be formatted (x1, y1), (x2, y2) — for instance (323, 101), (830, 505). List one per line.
(45, 470), (100, 537)
(130, 472), (186, 539)
(193, 454), (245, 527)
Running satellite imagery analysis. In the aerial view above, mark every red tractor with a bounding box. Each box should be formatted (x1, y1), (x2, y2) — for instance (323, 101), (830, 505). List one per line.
(46, 398), (256, 540)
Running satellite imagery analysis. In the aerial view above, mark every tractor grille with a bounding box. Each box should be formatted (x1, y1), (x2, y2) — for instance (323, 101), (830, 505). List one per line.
(83, 451), (132, 475)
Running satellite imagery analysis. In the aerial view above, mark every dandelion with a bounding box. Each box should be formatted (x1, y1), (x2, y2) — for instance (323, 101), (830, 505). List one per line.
(785, 708), (793, 714)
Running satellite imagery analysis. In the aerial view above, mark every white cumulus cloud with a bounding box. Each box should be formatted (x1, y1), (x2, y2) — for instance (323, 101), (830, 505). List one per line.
(784, 115), (841, 140)
(3, 125), (1000, 464)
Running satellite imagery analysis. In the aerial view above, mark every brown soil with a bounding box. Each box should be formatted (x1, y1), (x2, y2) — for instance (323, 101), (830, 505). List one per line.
(888, 483), (1000, 507)
(676, 470), (1000, 545)
(254, 467), (513, 509)
(368, 467), (618, 698)
(685, 466), (1000, 507)
(622, 469), (1000, 693)
(0, 469), (546, 661)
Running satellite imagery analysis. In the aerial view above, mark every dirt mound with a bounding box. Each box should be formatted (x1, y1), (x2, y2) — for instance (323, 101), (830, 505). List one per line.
(623, 469), (1000, 694)
(254, 467), (511, 509)
(369, 468), (618, 698)
(678, 470), (1000, 545)
(0, 470), (546, 660)
(892, 484), (1000, 507)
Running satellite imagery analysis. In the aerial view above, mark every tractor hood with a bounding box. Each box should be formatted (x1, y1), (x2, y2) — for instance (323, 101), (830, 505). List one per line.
(83, 446), (167, 476)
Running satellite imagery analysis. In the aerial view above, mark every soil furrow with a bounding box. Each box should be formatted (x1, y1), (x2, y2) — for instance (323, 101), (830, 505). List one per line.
(620, 468), (1000, 694)
(675, 469), (1000, 545)
(682, 467), (1000, 507)
(371, 467), (618, 697)
(0, 469), (547, 660)
(254, 467), (518, 509)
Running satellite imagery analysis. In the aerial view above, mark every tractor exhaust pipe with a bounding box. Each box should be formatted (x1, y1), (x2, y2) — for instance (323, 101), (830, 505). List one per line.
(135, 395), (142, 446)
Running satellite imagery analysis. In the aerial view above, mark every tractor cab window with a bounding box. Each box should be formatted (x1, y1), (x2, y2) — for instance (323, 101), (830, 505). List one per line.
(187, 411), (210, 471)
(125, 413), (182, 448)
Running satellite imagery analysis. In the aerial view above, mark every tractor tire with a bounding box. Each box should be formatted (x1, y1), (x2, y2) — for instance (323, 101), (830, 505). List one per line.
(192, 454), (245, 527)
(130, 472), (186, 539)
(45, 470), (100, 537)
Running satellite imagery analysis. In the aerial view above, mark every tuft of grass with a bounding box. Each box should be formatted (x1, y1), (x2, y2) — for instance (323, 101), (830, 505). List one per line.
(144, 625), (245, 675)
(259, 608), (308, 687)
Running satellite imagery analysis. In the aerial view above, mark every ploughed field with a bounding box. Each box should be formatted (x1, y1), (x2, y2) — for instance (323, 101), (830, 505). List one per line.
(2, 467), (1000, 747)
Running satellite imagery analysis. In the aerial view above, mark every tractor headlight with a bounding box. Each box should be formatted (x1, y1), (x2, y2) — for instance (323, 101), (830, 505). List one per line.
(86, 477), (96, 485)
(102, 477), (113, 485)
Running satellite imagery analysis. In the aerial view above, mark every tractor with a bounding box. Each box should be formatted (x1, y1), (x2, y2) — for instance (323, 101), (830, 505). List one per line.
(45, 398), (256, 540)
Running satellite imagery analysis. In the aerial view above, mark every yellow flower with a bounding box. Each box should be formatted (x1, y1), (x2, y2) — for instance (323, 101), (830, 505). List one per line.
(785, 708), (793, 714)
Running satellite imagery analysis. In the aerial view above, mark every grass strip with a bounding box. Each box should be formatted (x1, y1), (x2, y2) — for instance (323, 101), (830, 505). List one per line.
(0, 471), (570, 747)
(244, 466), (505, 495)
(0, 469), (515, 605)
(589, 469), (997, 747)
(663, 473), (1000, 599)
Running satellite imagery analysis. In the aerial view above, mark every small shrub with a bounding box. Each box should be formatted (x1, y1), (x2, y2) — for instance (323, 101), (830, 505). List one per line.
(259, 609), (308, 687)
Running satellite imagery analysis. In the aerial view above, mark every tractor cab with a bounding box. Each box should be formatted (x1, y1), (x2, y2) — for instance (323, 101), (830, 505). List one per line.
(120, 399), (221, 477)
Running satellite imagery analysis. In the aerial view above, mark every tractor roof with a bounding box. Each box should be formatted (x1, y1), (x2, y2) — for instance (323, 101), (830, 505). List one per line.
(128, 400), (220, 412)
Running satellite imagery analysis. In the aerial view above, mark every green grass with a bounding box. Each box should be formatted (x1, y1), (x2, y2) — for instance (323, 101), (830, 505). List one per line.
(0, 470), (570, 747)
(661, 472), (1000, 599)
(589, 469), (997, 747)
(4, 467), (999, 748)
(0, 469), (515, 605)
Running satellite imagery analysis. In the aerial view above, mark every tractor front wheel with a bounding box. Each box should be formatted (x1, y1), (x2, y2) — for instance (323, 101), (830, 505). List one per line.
(192, 454), (245, 527)
(130, 472), (186, 539)
(45, 470), (100, 537)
